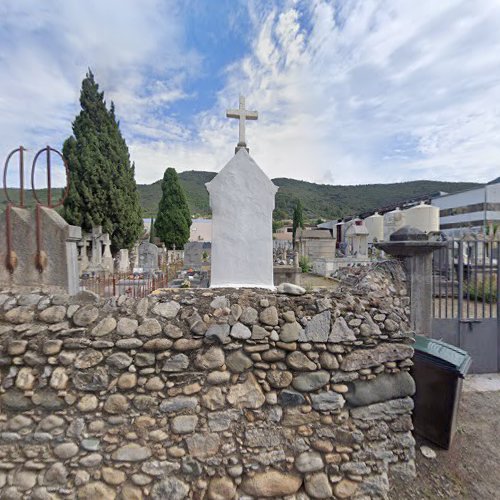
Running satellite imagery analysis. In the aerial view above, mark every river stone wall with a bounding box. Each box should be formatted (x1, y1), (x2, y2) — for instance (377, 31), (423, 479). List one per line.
(0, 264), (416, 499)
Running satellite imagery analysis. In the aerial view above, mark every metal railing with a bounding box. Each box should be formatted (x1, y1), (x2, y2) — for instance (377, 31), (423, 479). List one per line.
(79, 262), (183, 298)
(433, 238), (499, 319)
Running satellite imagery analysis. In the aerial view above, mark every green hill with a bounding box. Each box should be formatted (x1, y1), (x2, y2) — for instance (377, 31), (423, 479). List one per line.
(2, 171), (480, 221)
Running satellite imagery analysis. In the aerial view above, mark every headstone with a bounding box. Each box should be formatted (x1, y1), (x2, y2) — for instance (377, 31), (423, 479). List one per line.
(138, 242), (159, 274)
(101, 233), (114, 272)
(206, 96), (277, 288)
(0, 207), (81, 294)
(91, 226), (103, 266)
(118, 249), (130, 273)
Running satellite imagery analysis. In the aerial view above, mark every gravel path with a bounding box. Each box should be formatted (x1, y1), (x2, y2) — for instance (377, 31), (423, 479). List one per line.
(389, 390), (500, 499)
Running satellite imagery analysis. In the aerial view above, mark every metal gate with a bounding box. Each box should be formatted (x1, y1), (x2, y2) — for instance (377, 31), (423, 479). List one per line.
(432, 237), (499, 373)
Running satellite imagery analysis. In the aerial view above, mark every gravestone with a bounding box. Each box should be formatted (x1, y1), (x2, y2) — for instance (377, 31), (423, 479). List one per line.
(138, 241), (159, 274)
(101, 233), (114, 272)
(206, 96), (278, 288)
(117, 249), (130, 273)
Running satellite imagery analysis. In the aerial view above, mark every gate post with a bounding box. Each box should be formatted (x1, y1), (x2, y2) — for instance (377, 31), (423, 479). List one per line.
(376, 226), (445, 337)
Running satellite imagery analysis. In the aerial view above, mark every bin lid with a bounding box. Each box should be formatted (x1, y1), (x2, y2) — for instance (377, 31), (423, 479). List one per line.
(414, 335), (472, 377)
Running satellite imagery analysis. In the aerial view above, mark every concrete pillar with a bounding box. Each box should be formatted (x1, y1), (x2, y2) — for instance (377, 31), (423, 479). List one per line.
(376, 226), (445, 337)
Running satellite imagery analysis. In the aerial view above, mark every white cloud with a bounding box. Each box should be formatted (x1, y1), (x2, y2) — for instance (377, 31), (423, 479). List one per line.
(2, 0), (500, 188)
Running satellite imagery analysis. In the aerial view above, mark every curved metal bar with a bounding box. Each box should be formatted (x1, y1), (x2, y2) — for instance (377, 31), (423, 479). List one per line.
(31, 146), (70, 208)
(3, 146), (26, 207)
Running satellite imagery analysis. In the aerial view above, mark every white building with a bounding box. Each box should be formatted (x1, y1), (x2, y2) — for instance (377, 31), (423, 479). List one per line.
(432, 179), (500, 235)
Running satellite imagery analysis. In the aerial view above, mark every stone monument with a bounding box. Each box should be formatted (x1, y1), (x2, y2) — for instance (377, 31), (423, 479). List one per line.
(138, 241), (159, 274)
(206, 95), (278, 288)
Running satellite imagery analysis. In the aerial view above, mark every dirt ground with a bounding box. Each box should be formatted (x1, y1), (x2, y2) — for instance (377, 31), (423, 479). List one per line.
(389, 390), (500, 499)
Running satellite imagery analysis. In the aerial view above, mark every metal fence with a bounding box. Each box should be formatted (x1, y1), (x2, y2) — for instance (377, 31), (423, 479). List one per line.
(433, 238), (499, 320)
(79, 262), (183, 298)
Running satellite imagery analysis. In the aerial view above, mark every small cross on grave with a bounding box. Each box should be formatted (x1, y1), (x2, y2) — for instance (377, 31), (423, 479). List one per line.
(226, 95), (258, 153)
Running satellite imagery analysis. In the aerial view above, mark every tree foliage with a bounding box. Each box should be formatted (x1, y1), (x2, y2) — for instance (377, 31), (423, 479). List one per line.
(154, 168), (191, 249)
(62, 70), (143, 252)
(292, 199), (305, 248)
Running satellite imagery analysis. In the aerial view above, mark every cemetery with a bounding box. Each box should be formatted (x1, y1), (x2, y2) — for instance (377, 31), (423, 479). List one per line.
(0, 12), (499, 496)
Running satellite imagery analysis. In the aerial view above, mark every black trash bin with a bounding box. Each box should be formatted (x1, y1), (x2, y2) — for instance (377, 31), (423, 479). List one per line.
(411, 335), (472, 449)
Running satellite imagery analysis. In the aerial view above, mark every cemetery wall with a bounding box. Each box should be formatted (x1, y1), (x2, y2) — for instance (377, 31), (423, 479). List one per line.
(0, 263), (416, 499)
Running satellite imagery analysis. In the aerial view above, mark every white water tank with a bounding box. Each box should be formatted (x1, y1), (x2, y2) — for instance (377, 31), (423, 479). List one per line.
(364, 212), (384, 243)
(404, 202), (439, 233)
(383, 208), (406, 241)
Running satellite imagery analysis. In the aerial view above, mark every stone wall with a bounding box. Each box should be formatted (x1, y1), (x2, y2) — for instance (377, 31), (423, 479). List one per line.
(0, 264), (416, 499)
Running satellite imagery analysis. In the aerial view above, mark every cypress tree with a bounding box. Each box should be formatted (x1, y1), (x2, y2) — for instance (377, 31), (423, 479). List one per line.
(292, 199), (304, 249)
(62, 70), (143, 252)
(154, 168), (191, 249)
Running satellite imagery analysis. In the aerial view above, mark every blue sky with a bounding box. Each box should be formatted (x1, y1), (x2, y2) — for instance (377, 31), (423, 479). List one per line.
(1, 0), (500, 187)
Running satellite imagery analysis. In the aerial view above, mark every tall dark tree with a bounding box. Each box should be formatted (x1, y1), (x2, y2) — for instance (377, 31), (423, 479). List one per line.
(292, 199), (304, 249)
(154, 168), (191, 249)
(62, 70), (143, 252)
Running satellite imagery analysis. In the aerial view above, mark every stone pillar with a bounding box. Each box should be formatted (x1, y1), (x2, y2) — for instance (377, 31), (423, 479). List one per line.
(376, 226), (445, 337)
(101, 233), (114, 273)
(118, 249), (130, 273)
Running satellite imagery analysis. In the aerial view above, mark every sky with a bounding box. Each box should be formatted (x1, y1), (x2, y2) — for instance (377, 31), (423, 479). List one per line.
(1, 0), (500, 188)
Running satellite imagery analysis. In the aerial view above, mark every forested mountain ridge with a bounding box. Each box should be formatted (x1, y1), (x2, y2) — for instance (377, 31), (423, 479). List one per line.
(2, 170), (480, 221)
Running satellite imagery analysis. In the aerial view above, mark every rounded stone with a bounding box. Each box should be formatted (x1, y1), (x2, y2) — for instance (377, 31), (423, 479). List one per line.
(91, 317), (117, 336)
(286, 351), (316, 371)
(118, 373), (137, 389)
(74, 349), (103, 369)
(195, 347), (225, 370)
(259, 306), (279, 326)
(116, 317), (138, 336)
(101, 467), (126, 485)
(77, 481), (116, 500)
(50, 367), (69, 390)
(143, 338), (172, 351)
(137, 318), (162, 336)
(77, 394), (99, 412)
(5, 306), (35, 324)
(72, 305), (99, 326)
(208, 476), (237, 500)
(230, 322), (251, 339)
(39, 305), (67, 323)
(171, 415), (198, 434)
(13, 470), (37, 490)
(239, 306), (258, 325)
(106, 352), (133, 370)
(241, 469), (302, 497)
(266, 370), (293, 388)
(112, 444), (151, 462)
(292, 371), (330, 392)
(120, 485), (143, 500)
(226, 350), (252, 372)
(104, 394), (129, 414)
(54, 442), (79, 459)
(295, 451), (324, 472)
(152, 300), (181, 319)
(334, 479), (359, 498)
(305, 472), (333, 499)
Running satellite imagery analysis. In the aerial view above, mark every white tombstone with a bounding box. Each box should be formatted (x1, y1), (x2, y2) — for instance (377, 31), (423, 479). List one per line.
(206, 96), (277, 288)
(118, 249), (130, 273)
(207, 149), (277, 288)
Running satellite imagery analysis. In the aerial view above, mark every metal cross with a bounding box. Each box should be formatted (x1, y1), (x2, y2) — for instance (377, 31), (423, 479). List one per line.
(226, 95), (258, 152)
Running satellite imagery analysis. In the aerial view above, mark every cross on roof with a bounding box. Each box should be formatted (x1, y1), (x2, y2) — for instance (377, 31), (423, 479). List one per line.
(226, 95), (258, 153)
